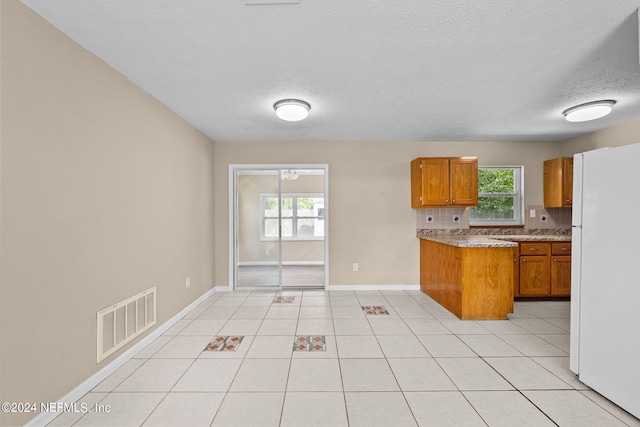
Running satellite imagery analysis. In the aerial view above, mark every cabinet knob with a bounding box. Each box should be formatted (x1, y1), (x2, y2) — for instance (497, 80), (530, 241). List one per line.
(521, 259), (526, 262)
(553, 258), (558, 262)
(562, 247), (568, 251)
(452, 199), (456, 203)
(529, 248), (539, 252)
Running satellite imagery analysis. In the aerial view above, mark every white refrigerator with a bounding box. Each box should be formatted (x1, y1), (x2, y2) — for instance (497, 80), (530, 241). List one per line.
(570, 143), (640, 419)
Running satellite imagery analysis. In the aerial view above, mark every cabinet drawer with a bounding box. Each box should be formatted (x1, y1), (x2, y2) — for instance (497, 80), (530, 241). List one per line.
(552, 242), (571, 255)
(520, 242), (550, 256)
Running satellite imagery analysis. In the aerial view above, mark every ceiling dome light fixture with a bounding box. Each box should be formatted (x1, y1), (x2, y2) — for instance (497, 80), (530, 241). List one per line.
(274, 99), (310, 121)
(563, 100), (616, 123)
(280, 169), (299, 181)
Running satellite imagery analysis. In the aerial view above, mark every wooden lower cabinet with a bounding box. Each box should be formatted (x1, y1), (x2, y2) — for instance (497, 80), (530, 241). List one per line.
(420, 239), (514, 319)
(516, 242), (571, 297)
(551, 255), (571, 296)
(520, 255), (551, 295)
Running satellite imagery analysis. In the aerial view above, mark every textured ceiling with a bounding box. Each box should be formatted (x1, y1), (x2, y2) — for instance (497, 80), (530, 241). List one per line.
(20, 0), (640, 142)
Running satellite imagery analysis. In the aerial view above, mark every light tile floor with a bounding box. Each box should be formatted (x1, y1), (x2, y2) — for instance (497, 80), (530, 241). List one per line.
(48, 291), (640, 427)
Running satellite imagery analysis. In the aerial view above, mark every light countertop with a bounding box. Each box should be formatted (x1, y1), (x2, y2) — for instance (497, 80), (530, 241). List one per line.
(418, 232), (571, 248)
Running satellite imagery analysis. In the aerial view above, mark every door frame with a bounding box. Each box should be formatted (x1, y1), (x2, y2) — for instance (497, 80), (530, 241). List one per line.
(228, 164), (329, 291)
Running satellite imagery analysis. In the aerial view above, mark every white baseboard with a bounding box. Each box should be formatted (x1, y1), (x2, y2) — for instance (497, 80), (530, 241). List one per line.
(283, 261), (324, 266)
(25, 287), (216, 427)
(326, 284), (420, 291)
(213, 284), (420, 292)
(238, 261), (324, 266)
(26, 283), (421, 425)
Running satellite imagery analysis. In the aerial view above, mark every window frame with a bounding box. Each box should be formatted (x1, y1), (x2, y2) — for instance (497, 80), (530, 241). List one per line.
(260, 192), (325, 241)
(469, 166), (524, 227)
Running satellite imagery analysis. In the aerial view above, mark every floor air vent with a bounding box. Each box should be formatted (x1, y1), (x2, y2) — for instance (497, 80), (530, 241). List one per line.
(97, 287), (157, 363)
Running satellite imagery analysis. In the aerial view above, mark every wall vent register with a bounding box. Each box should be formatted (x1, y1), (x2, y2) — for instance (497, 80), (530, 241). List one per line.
(96, 287), (156, 363)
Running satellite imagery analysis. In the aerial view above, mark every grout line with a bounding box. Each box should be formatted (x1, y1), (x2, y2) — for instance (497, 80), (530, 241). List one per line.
(330, 293), (351, 427)
(75, 293), (632, 426)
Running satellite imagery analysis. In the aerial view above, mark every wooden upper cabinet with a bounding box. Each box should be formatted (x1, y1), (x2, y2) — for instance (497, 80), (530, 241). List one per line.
(414, 158), (450, 206)
(544, 157), (573, 208)
(450, 158), (479, 206)
(411, 157), (478, 208)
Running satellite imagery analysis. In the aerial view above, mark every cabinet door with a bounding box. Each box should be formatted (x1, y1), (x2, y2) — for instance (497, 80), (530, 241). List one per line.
(562, 157), (573, 206)
(450, 158), (478, 206)
(544, 157), (573, 208)
(543, 158), (562, 207)
(519, 256), (550, 295)
(551, 255), (571, 296)
(420, 158), (450, 206)
(513, 249), (520, 297)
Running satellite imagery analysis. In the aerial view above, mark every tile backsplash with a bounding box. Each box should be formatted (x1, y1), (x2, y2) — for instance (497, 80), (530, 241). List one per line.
(524, 206), (572, 229)
(416, 206), (572, 230)
(416, 207), (469, 229)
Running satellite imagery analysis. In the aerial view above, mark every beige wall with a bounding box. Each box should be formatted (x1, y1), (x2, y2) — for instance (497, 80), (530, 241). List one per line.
(4, 0), (640, 424)
(0, 1), (215, 425)
(561, 117), (640, 155)
(0, 4), (4, 425)
(214, 141), (563, 288)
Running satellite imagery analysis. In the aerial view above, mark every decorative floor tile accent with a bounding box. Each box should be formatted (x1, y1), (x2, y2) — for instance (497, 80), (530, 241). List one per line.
(204, 336), (244, 352)
(273, 296), (296, 304)
(293, 335), (326, 352)
(362, 306), (390, 315)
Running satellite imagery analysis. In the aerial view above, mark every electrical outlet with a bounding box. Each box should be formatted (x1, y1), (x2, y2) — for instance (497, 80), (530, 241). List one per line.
(185, 277), (191, 288)
(530, 209), (536, 218)
(453, 215), (460, 222)
(352, 263), (359, 272)
(540, 215), (548, 222)
(426, 215), (434, 223)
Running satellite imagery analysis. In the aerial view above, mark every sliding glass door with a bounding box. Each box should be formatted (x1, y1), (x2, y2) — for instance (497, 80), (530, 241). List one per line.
(231, 165), (328, 291)
(234, 169), (282, 290)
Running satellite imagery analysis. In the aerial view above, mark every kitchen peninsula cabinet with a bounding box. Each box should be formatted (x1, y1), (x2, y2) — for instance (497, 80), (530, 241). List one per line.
(544, 157), (573, 208)
(420, 238), (514, 320)
(411, 157), (478, 208)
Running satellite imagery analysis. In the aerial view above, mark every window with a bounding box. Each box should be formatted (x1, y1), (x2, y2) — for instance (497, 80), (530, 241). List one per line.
(469, 166), (523, 226)
(261, 193), (325, 240)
